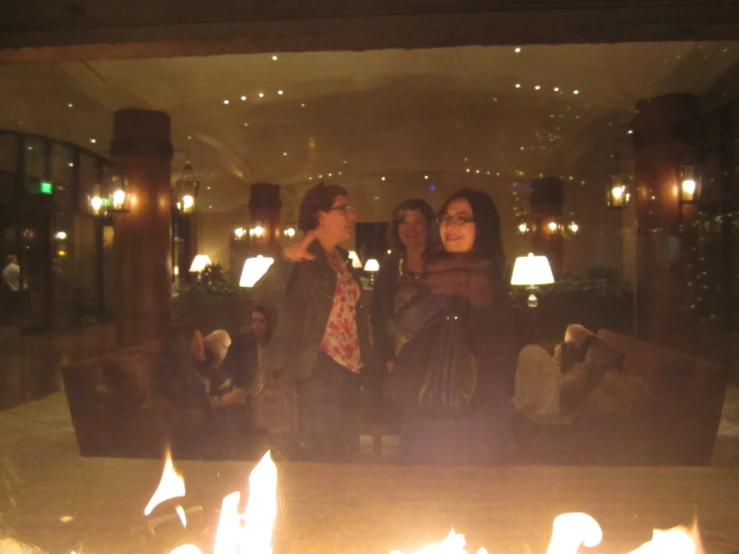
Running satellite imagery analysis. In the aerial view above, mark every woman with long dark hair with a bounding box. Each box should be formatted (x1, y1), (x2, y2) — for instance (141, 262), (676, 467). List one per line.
(372, 199), (435, 374)
(391, 188), (518, 464)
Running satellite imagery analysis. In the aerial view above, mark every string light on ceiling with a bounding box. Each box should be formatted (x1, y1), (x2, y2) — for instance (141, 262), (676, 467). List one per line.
(277, 90), (284, 95)
(258, 92), (264, 98)
(515, 47), (522, 53)
(223, 99), (230, 105)
(272, 55), (278, 61)
(241, 96), (247, 101)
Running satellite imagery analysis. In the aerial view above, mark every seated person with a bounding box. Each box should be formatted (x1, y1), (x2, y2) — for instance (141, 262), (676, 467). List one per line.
(199, 306), (273, 408)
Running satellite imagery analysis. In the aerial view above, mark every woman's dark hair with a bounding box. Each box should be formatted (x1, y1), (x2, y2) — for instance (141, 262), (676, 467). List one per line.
(298, 182), (348, 232)
(438, 188), (506, 281)
(387, 198), (435, 252)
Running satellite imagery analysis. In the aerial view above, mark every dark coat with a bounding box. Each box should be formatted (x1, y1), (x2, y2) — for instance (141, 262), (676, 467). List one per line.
(252, 241), (375, 379)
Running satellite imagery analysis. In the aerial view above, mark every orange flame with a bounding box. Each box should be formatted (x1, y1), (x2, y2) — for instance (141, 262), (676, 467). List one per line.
(627, 525), (702, 554)
(545, 512), (603, 554)
(390, 529), (488, 554)
(144, 448), (186, 516)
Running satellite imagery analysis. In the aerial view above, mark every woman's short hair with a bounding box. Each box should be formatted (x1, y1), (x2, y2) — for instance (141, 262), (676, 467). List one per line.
(438, 188), (506, 281)
(387, 198), (435, 252)
(298, 182), (348, 232)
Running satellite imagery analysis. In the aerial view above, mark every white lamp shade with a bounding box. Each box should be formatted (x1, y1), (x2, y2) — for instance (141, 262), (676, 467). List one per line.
(348, 250), (362, 269)
(240, 255), (275, 287)
(189, 254), (213, 273)
(364, 258), (380, 272)
(510, 253), (554, 286)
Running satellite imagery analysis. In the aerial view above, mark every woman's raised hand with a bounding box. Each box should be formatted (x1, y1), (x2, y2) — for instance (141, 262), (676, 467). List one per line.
(282, 231), (317, 262)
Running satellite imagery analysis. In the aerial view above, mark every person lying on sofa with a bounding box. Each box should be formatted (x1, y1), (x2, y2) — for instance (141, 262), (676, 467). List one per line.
(512, 324), (647, 423)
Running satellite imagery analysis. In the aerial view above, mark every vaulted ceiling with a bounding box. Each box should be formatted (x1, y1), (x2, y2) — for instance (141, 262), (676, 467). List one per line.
(1, 40), (739, 217)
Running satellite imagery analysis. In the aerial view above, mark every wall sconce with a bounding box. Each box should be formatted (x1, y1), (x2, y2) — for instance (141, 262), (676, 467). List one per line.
(175, 162), (200, 215)
(234, 227), (247, 240)
(87, 183), (110, 217)
(516, 218), (531, 236)
(107, 165), (131, 214)
(546, 218), (562, 235)
(678, 160), (701, 205)
(250, 223), (265, 238)
(564, 214), (580, 236)
(283, 226), (296, 238)
(606, 172), (630, 209)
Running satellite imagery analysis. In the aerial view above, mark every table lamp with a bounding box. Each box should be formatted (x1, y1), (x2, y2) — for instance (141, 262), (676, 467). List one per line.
(510, 253), (554, 308)
(240, 255), (275, 288)
(189, 254), (212, 273)
(364, 258), (380, 289)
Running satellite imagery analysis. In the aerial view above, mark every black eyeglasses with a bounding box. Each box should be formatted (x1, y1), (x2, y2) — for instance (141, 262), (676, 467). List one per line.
(437, 214), (475, 226)
(329, 205), (355, 214)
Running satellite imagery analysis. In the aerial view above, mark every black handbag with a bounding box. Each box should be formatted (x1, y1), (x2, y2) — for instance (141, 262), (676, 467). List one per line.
(385, 296), (478, 418)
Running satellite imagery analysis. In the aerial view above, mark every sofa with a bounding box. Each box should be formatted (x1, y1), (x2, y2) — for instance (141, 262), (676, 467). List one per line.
(61, 338), (259, 459)
(513, 325), (728, 465)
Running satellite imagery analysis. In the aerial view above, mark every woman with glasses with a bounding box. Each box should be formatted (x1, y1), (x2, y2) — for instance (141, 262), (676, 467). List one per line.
(392, 188), (518, 464)
(252, 182), (375, 461)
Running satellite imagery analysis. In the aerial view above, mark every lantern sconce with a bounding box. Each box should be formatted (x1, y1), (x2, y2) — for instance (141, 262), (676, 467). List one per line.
(233, 226), (247, 240)
(175, 161), (200, 215)
(107, 163), (131, 214)
(678, 157), (701, 205)
(87, 183), (110, 218)
(283, 226), (296, 238)
(606, 172), (630, 210)
(249, 223), (266, 238)
(564, 213), (580, 236)
(546, 218), (562, 236)
(516, 218), (531, 236)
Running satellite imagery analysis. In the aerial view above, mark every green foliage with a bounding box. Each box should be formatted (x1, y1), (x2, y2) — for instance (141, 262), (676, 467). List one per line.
(182, 263), (242, 295)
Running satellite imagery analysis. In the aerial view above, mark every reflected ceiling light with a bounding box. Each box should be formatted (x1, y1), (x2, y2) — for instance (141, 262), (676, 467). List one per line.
(258, 92), (265, 98)
(67, 103), (74, 108)
(223, 99), (230, 105)
(553, 87), (560, 92)
(515, 83), (521, 88)
(515, 47), (522, 53)
(241, 95), (247, 101)
(55, 231), (68, 240)
(272, 55), (278, 61)
(277, 90), (284, 95)
(424, 175), (429, 179)
(534, 85), (541, 90)
(89, 138), (96, 144)
(573, 90), (580, 95)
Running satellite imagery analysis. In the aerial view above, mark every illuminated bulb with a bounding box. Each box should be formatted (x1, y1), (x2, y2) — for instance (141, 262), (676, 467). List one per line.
(277, 90), (284, 95)
(548, 221), (559, 232)
(534, 85), (541, 90)
(258, 92), (264, 98)
(90, 196), (102, 212)
(67, 103), (74, 108)
(55, 231), (68, 240)
(283, 152), (288, 156)
(569, 222), (579, 234)
(424, 175), (429, 179)
(234, 227), (246, 239)
(573, 90), (580, 95)
(89, 138), (96, 144)
(518, 222), (529, 234)
(223, 99), (230, 105)
(515, 83), (521, 88)
(301, 103), (306, 107)
(466, 168), (470, 173)
(112, 189), (126, 207)
(253, 225), (264, 237)
(284, 227), (296, 238)
(68, 162), (74, 167)
(381, 176), (386, 181)
(182, 194), (194, 210)
(681, 179), (697, 198)
(553, 87), (560, 92)
(515, 47), (522, 53)
(272, 55), (278, 60)
(328, 173), (332, 177)
(241, 95), (247, 101)
(612, 186), (624, 200)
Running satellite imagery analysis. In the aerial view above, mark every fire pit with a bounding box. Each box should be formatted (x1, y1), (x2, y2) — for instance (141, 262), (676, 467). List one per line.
(4, 448), (739, 553)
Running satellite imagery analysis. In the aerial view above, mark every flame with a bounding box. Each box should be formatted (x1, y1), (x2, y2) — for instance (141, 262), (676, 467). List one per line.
(545, 512), (603, 554)
(170, 546), (203, 554)
(144, 449), (186, 516)
(628, 525), (701, 554)
(390, 530), (487, 554)
(176, 505), (187, 528)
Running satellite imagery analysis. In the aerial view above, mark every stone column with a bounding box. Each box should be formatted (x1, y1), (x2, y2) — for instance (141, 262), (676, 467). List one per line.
(631, 94), (699, 349)
(111, 109), (173, 348)
(530, 177), (564, 273)
(247, 183), (282, 257)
